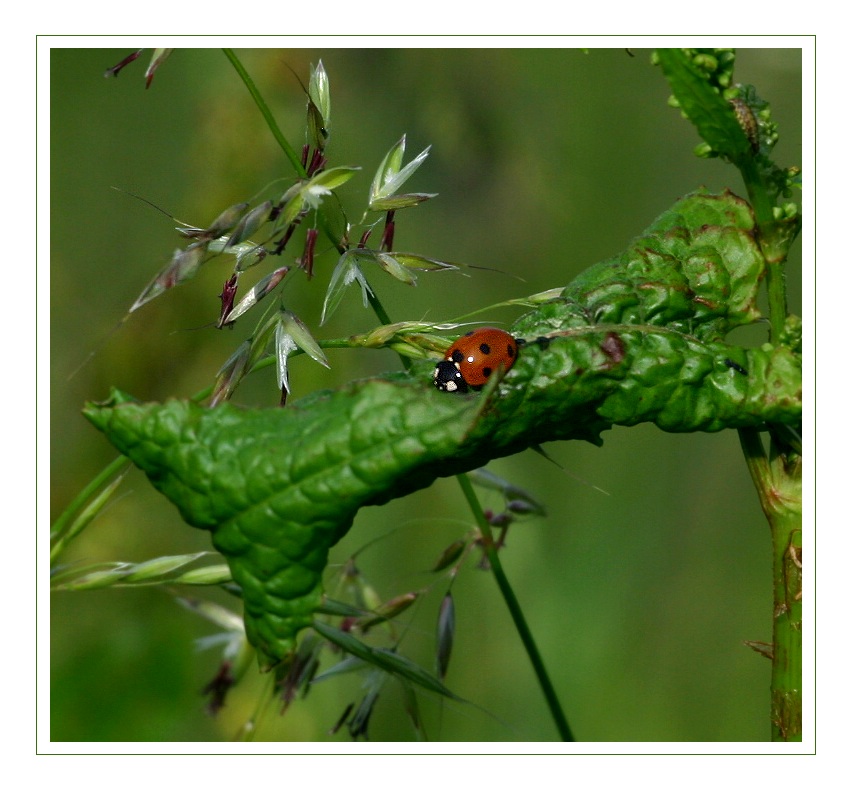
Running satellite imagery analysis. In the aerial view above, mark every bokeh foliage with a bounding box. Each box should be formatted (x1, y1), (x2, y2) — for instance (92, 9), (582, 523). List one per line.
(50, 48), (802, 742)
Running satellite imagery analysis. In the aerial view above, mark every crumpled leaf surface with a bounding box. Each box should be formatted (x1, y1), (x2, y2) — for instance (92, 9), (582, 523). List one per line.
(84, 189), (802, 666)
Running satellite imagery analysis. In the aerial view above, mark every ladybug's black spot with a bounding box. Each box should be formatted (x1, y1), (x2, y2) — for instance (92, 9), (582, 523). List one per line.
(450, 349), (464, 364)
(506, 344), (515, 358)
(481, 367), (493, 379)
(478, 342), (492, 355)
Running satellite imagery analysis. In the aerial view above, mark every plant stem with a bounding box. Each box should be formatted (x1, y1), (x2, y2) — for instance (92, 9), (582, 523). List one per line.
(457, 473), (575, 742)
(738, 428), (803, 741)
(50, 455), (131, 545)
(365, 290), (411, 371)
(762, 261), (789, 345)
(221, 49), (305, 177)
(222, 50), (412, 377)
(234, 669), (278, 741)
(735, 146), (802, 742)
(738, 156), (789, 343)
(50, 470), (129, 564)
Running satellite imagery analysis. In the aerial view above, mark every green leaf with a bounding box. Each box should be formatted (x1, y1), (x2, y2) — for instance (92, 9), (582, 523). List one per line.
(369, 136), (433, 210)
(309, 61), (331, 123)
(382, 252), (459, 273)
(320, 250), (374, 325)
(655, 48), (752, 163)
(272, 168), (359, 232)
(276, 185), (308, 228)
(130, 245), (205, 312)
(51, 552), (225, 591)
(275, 310), (330, 395)
(375, 253), (418, 286)
(223, 267), (289, 324)
(556, 188), (764, 340)
(307, 60), (330, 149)
(368, 193), (437, 212)
(369, 135), (407, 204)
(177, 596), (245, 633)
(85, 383), (484, 667)
(225, 200), (272, 248)
(468, 467), (546, 515)
(143, 48), (173, 88)
(314, 598), (368, 618)
(309, 165), (360, 191)
(210, 340), (251, 407)
(179, 202), (249, 241)
(278, 309), (330, 369)
(85, 190), (801, 667)
(312, 620), (460, 700)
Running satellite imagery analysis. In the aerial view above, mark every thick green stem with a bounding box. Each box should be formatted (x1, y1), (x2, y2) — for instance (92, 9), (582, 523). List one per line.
(735, 147), (802, 740)
(738, 429), (802, 741)
(770, 537), (802, 741)
(457, 473), (574, 742)
(766, 439), (803, 742)
(738, 158), (789, 343)
(763, 262), (789, 344)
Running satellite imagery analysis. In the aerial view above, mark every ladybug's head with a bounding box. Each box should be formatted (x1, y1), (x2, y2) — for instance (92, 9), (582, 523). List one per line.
(433, 360), (469, 393)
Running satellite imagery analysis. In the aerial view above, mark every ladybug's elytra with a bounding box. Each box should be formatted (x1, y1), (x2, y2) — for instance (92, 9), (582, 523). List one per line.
(433, 327), (519, 393)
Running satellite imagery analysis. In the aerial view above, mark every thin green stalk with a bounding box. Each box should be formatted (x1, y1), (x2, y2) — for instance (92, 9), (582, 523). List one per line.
(50, 471), (128, 563)
(457, 473), (574, 742)
(365, 289), (411, 371)
(234, 669), (278, 741)
(222, 49), (305, 177)
(50, 455), (130, 544)
(223, 49), (411, 376)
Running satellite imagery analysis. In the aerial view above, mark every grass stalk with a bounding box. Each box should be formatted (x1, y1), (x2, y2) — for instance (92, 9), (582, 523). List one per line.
(221, 49), (305, 177)
(457, 472), (574, 742)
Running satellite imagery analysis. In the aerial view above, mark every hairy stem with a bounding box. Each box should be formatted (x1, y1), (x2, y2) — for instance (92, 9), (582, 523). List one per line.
(735, 136), (802, 742)
(738, 428), (802, 741)
(738, 156), (789, 343)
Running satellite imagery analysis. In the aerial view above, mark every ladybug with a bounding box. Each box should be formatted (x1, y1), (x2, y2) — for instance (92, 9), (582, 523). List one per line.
(433, 327), (519, 393)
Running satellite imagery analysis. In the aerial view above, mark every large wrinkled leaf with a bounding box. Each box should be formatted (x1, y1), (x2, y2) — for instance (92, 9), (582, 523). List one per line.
(84, 190), (802, 667)
(552, 189), (764, 339)
(85, 385), (484, 666)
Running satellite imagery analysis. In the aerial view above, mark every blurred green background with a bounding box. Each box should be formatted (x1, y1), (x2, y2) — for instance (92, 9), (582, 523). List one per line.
(49, 47), (803, 743)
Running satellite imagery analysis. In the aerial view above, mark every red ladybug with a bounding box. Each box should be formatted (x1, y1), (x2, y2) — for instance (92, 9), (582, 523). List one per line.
(433, 327), (518, 393)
